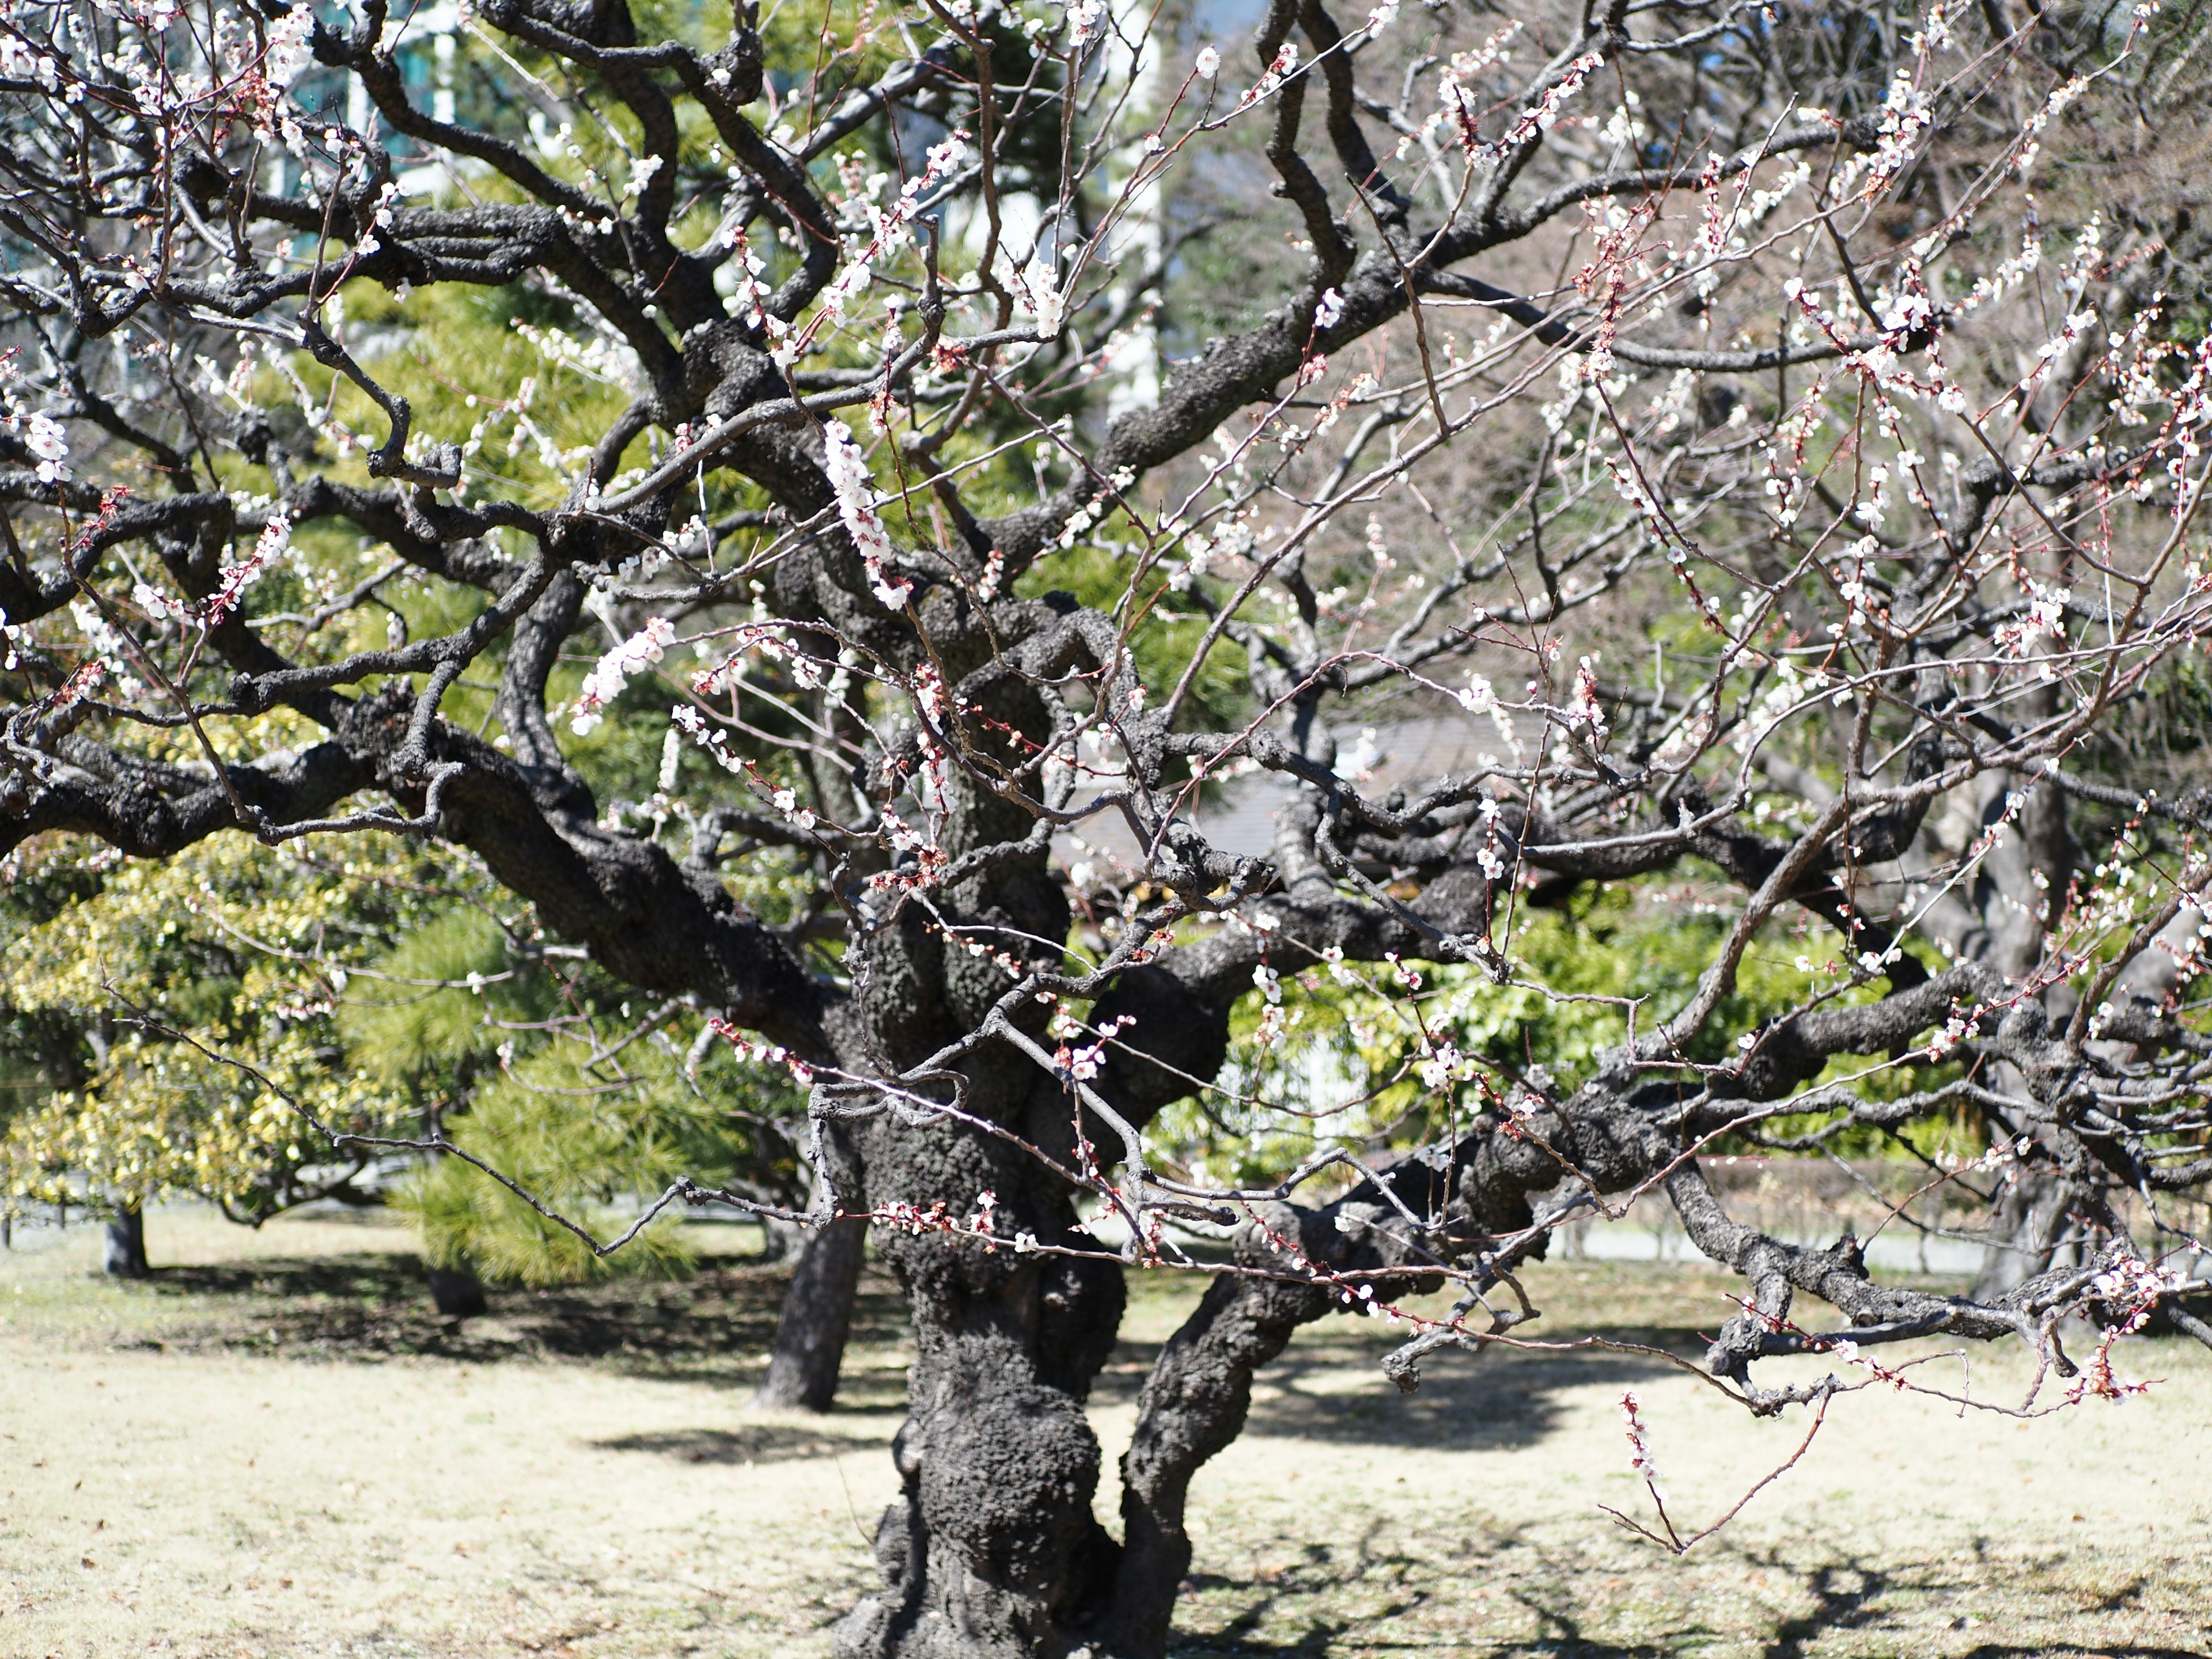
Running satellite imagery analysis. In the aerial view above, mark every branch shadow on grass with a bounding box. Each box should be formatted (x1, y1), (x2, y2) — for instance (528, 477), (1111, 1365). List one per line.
(1754, 1556), (2211, 1659)
(1172, 1527), (1456, 1659)
(587, 1423), (890, 1465)
(1236, 1327), (1708, 1453)
(1750, 1559), (1900, 1659)
(1169, 1514), (1707, 1658)
(1170, 1536), (2210, 1659)
(106, 1252), (911, 1398)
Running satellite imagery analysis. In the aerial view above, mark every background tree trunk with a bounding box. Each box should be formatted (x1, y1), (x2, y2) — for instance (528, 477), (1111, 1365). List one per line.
(1969, 1168), (2076, 1302)
(755, 1213), (868, 1412)
(103, 1203), (147, 1278)
(758, 1213), (804, 1263)
(425, 1260), (487, 1317)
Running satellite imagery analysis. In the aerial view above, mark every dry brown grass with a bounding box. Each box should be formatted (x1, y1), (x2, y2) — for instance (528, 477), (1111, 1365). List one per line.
(1, 1209), (2207, 1658)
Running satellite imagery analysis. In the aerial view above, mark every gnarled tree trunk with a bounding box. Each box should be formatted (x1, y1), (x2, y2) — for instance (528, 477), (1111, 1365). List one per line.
(830, 695), (1133, 1657)
(831, 1168), (1125, 1659)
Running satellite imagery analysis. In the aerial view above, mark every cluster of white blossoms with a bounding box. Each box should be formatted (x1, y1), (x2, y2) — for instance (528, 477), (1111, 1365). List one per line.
(204, 514), (294, 626)
(822, 419), (911, 609)
(572, 616), (676, 734)
(128, 513), (294, 631)
(1619, 1391), (1666, 1501)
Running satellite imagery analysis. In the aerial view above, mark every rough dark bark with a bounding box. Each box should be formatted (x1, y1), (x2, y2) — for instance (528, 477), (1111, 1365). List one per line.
(102, 1203), (147, 1278)
(755, 1213), (868, 1412)
(831, 759), (1132, 1659)
(1099, 1249), (1328, 1658)
(831, 1161), (1126, 1659)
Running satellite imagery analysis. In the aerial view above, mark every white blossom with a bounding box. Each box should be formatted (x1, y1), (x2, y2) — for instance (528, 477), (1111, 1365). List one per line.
(573, 617), (676, 734)
(204, 514), (292, 624)
(821, 419), (911, 609)
(22, 411), (68, 482)
(262, 7), (313, 88)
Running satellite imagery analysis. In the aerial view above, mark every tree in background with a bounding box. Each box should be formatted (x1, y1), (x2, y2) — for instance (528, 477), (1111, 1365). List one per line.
(350, 903), (815, 1302)
(0, 832), (426, 1271)
(0, 826), (808, 1300)
(3, 0), (2212, 1654)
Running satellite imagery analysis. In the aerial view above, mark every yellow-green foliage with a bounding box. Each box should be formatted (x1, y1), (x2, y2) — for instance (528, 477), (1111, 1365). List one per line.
(335, 881), (801, 1286)
(0, 831), (438, 1217)
(0, 821), (801, 1280)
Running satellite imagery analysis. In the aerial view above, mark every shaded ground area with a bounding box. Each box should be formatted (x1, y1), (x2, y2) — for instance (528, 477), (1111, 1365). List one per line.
(2, 1211), (2208, 1659)
(93, 1236), (909, 1403)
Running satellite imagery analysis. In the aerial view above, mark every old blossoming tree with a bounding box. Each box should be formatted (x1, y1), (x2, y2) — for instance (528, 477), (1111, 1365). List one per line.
(7, 0), (2212, 1646)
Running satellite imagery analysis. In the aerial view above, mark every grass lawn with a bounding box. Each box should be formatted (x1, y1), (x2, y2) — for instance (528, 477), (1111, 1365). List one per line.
(0, 1208), (2206, 1658)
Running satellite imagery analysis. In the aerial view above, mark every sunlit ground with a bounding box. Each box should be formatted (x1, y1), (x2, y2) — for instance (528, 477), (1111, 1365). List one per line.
(1, 1207), (2206, 1658)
